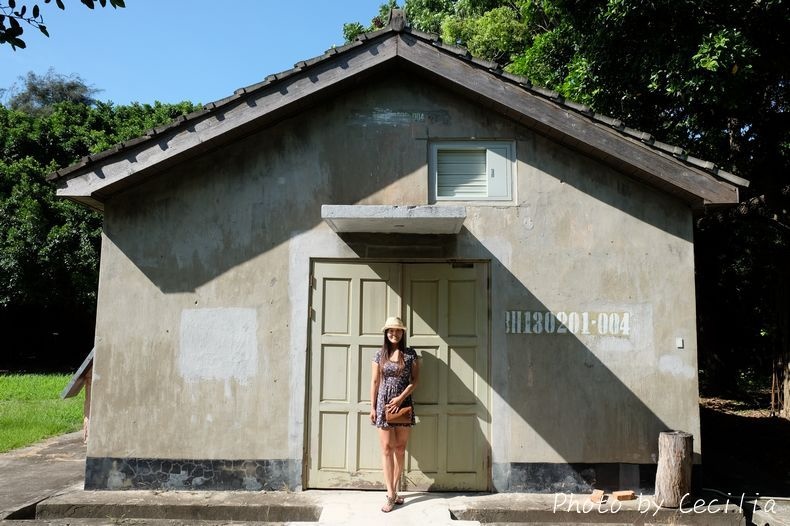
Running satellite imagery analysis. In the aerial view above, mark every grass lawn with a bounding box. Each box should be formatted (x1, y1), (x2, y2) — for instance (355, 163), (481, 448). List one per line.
(0, 374), (84, 453)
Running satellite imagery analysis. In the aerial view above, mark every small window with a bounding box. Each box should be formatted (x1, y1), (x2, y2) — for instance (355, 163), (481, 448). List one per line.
(430, 141), (514, 201)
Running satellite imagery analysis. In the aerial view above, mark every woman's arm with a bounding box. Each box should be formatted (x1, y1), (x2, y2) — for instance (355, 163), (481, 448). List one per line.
(391, 354), (420, 406)
(369, 361), (380, 423)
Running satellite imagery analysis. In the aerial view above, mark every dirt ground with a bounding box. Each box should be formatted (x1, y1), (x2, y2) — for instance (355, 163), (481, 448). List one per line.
(700, 396), (790, 498)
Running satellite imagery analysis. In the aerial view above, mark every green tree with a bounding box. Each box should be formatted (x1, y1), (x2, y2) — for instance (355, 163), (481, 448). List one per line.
(2, 69), (100, 115)
(0, 72), (199, 371)
(343, 0), (399, 42)
(0, 0), (125, 50)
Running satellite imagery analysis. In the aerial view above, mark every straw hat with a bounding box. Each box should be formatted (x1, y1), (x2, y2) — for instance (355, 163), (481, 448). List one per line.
(381, 316), (407, 332)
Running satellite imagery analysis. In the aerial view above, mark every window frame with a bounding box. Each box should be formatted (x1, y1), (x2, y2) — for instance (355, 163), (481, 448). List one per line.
(429, 140), (516, 203)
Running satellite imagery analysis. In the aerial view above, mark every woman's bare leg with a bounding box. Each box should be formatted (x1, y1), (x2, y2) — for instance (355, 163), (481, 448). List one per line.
(378, 428), (396, 499)
(392, 426), (411, 498)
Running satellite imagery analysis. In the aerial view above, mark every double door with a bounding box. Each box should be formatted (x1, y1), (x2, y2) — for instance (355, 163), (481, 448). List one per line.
(307, 261), (490, 490)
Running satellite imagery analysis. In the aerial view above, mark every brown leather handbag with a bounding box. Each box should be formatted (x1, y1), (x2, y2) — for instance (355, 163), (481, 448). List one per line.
(385, 406), (413, 424)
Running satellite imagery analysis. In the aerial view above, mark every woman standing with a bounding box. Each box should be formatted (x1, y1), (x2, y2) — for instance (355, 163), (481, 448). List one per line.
(370, 316), (420, 513)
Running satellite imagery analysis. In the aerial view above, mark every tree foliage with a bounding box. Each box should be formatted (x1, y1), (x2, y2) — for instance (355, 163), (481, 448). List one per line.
(0, 72), (198, 370)
(349, 0), (790, 401)
(2, 69), (100, 116)
(343, 0), (399, 42)
(0, 0), (125, 50)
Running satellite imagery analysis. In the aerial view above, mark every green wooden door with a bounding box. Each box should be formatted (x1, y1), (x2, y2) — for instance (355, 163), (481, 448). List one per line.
(307, 261), (490, 490)
(402, 262), (490, 491)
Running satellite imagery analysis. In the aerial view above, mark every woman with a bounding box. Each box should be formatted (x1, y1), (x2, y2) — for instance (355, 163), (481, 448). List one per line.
(370, 316), (420, 513)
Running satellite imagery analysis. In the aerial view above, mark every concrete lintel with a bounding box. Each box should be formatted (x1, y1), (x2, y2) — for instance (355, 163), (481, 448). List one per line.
(321, 204), (466, 234)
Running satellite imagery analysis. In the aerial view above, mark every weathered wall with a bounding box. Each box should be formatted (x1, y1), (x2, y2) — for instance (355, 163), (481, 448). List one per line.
(87, 71), (700, 491)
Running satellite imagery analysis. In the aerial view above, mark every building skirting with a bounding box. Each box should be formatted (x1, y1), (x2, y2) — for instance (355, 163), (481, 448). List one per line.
(84, 457), (301, 491)
(494, 462), (666, 494)
(492, 462), (703, 494)
(86, 458), (698, 494)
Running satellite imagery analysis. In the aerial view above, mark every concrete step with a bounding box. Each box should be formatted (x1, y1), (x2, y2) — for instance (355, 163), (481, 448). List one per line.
(35, 490), (320, 523)
(28, 489), (753, 526)
(5, 521), (296, 525)
(448, 493), (746, 525)
(32, 489), (475, 525)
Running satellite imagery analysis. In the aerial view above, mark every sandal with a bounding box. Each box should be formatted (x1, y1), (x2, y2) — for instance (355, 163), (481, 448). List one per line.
(394, 493), (405, 505)
(381, 495), (396, 513)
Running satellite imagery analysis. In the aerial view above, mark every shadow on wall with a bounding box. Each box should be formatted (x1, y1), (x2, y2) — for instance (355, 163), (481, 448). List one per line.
(340, 230), (684, 494)
(408, 350), (491, 491)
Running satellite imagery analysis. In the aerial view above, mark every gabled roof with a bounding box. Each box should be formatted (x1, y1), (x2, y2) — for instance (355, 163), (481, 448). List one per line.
(50, 9), (745, 212)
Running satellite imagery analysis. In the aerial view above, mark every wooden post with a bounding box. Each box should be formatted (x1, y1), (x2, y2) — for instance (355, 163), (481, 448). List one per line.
(654, 431), (693, 508)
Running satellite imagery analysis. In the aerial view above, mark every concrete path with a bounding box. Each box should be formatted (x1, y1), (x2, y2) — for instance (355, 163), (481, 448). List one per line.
(0, 431), (86, 520)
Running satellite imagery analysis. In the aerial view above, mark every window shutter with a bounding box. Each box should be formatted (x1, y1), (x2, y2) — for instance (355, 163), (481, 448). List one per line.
(486, 146), (510, 199)
(437, 149), (487, 198)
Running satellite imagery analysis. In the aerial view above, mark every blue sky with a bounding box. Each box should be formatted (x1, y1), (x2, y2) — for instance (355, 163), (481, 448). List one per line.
(1, 0), (385, 105)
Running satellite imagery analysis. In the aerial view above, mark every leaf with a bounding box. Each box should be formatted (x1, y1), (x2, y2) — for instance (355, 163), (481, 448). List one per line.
(8, 0), (16, 9)
(33, 5), (39, 18)
(38, 24), (48, 37)
(19, 5), (26, 16)
(98, 0), (106, 6)
(56, 0), (64, 9)
(80, 0), (95, 8)
(112, 0), (125, 7)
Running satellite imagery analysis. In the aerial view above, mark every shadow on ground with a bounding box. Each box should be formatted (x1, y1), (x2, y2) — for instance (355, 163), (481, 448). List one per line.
(700, 401), (790, 498)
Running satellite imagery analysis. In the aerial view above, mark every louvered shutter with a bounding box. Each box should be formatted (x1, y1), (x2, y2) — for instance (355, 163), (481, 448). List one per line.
(431, 141), (514, 201)
(436, 149), (487, 198)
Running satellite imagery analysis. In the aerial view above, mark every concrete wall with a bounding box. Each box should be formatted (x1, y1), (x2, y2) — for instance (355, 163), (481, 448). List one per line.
(87, 72), (700, 491)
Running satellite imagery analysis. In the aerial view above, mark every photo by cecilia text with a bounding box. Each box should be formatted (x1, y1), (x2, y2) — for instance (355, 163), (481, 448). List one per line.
(552, 492), (778, 516)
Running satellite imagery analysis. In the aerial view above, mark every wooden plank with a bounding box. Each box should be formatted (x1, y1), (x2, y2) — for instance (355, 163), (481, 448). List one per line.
(395, 34), (738, 205)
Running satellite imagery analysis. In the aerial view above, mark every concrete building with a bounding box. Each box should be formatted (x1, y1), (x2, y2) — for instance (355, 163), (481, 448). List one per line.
(51, 11), (746, 493)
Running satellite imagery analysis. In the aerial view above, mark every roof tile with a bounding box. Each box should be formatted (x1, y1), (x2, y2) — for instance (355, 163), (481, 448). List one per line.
(592, 113), (624, 129)
(121, 136), (149, 149)
(715, 169), (750, 187)
(652, 140), (685, 156)
(531, 86), (561, 100)
(562, 100), (593, 115)
(470, 57), (500, 71)
(623, 127), (653, 142)
(408, 28), (439, 42)
(686, 156), (716, 171)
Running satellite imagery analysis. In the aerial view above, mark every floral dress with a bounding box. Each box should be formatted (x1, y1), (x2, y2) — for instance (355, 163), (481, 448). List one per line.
(373, 347), (417, 428)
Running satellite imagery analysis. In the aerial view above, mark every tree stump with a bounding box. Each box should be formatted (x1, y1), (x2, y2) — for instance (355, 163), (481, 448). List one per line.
(654, 431), (693, 508)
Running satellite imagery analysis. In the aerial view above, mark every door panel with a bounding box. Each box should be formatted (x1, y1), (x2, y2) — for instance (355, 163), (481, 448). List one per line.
(322, 279), (350, 333)
(403, 263), (490, 491)
(319, 412), (348, 470)
(308, 261), (489, 490)
(448, 347), (476, 404)
(308, 262), (400, 488)
(321, 345), (349, 401)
